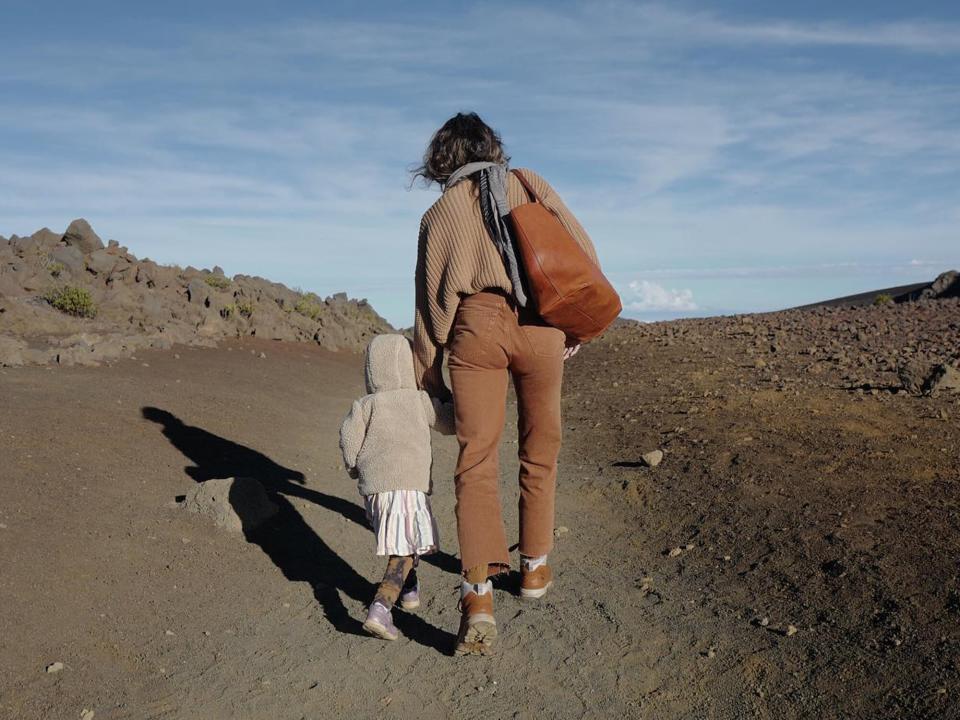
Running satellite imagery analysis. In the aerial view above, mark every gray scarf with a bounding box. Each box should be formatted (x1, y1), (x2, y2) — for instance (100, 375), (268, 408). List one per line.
(444, 161), (528, 307)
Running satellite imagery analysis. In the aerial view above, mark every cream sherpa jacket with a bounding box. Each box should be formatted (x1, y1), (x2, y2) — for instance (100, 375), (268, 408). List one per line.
(339, 334), (454, 496)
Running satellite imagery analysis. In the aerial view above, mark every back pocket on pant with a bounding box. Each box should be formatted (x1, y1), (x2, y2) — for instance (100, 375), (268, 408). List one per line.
(449, 306), (500, 365)
(519, 322), (565, 358)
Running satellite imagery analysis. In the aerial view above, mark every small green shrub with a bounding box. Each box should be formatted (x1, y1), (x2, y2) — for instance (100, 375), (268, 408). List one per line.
(204, 274), (231, 289)
(44, 286), (97, 318)
(47, 261), (65, 278)
(873, 293), (894, 306)
(235, 300), (255, 318)
(294, 294), (324, 320)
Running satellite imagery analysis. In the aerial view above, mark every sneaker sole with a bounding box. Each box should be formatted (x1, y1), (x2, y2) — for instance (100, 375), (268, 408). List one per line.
(399, 598), (420, 611)
(362, 619), (398, 641)
(520, 580), (553, 600)
(454, 615), (497, 656)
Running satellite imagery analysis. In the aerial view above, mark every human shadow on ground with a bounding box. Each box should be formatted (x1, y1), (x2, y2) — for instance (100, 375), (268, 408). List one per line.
(141, 406), (456, 653)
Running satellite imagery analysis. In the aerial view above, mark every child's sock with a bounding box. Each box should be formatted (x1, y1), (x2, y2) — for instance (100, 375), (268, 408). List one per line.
(373, 555), (414, 607)
(521, 554), (548, 572)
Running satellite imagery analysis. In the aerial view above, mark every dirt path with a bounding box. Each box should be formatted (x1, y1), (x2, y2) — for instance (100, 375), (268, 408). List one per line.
(2, 316), (959, 719)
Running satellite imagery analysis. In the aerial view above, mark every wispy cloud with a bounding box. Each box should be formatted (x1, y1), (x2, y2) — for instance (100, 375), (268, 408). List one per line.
(1, 3), (958, 325)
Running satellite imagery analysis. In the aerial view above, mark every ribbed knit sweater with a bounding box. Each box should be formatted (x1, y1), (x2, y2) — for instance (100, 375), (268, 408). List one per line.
(413, 168), (599, 399)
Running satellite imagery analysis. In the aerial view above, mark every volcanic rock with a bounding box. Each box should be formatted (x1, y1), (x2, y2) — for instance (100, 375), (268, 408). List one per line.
(61, 218), (104, 254)
(177, 477), (278, 533)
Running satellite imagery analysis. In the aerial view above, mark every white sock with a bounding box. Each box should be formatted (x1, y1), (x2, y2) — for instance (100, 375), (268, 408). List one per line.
(521, 554), (548, 571)
(461, 579), (492, 597)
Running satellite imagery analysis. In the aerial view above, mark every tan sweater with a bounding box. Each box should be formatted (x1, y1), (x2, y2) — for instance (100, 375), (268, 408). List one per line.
(413, 168), (599, 399)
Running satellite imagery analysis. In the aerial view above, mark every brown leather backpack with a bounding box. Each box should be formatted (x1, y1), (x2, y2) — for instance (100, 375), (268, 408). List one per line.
(509, 169), (622, 343)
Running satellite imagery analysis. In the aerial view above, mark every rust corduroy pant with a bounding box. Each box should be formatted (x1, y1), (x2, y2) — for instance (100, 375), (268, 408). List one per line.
(447, 290), (565, 572)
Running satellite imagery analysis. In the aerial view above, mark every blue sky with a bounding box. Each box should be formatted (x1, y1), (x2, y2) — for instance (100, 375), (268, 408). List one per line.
(2, 1), (958, 325)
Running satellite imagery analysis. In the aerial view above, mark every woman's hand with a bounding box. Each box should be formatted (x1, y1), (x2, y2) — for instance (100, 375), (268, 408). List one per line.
(563, 343), (581, 361)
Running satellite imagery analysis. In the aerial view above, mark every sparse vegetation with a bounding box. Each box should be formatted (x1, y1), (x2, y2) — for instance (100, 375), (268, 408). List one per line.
(204, 274), (231, 290)
(294, 293), (324, 320)
(874, 293), (894, 306)
(43, 286), (97, 318)
(47, 261), (64, 278)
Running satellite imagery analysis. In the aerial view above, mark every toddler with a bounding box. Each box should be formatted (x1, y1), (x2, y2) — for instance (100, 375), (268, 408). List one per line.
(339, 334), (453, 640)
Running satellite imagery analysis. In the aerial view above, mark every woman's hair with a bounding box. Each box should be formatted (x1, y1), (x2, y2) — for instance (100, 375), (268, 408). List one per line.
(412, 112), (510, 186)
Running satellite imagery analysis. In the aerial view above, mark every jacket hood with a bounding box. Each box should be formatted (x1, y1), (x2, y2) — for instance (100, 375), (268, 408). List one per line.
(365, 334), (417, 393)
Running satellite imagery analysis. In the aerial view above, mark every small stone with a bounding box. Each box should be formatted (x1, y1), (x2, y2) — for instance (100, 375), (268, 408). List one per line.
(685, 543), (695, 550)
(165, 630), (175, 636)
(642, 450), (664, 467)
(553, 526), (570, 538)
(259, 352), (267, 359)
(785, 625), (798, 636)
(81, 710), (95, 720)
(759, 617), (770, 627)
(45, 661), (64, 673)
(668, 547), (683, 557)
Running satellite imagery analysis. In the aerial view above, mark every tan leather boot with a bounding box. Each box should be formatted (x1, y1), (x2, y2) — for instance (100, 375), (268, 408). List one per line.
(520, 563), (553, 600)
(454, 582), (496, 656)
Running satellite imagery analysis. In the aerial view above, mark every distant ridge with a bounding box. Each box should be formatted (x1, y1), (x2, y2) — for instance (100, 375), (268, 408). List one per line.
(795, 270), (959, 310)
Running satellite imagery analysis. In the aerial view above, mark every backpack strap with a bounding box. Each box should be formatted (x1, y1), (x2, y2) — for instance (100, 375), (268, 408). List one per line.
(510, 169), (541, 204)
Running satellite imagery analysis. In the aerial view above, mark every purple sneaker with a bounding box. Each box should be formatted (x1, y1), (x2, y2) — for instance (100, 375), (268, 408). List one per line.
(362, 601), (398, 641)
(399, 580), (420, 611)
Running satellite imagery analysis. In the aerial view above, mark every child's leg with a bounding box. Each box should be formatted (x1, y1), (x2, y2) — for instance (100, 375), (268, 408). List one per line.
(373, 555), (414, 608)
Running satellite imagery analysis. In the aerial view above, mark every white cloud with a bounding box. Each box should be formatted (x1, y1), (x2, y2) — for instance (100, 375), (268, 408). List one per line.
(623, 280), (697, 312)
(2, 3), (960, 327)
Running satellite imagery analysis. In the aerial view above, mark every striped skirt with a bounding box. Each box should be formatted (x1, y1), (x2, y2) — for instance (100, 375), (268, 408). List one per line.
(363, 490), (440, 557)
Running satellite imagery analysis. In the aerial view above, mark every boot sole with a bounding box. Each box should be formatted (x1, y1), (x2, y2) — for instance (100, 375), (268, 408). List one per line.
(454, 615), (497, 656)
(362, 619), (398, 641)
(520, 580), (553, 600)
(399, 598), (420, 611)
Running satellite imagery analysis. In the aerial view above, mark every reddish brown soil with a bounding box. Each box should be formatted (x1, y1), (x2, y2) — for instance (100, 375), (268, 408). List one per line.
(1, 301), (958, 719)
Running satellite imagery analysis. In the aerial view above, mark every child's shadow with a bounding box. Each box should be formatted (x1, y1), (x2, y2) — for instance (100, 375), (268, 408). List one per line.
(141, 406), (455, 654)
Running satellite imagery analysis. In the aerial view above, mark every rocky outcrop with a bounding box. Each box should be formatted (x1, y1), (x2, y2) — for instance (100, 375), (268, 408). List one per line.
(0, 219), (393, 367)
(919, 270), (960, 300)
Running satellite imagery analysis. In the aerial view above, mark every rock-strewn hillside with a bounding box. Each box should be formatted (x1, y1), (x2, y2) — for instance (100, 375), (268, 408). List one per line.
(0, 219), (392, 366)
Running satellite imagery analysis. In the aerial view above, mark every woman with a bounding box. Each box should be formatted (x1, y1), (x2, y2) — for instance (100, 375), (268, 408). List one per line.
(412, 112), (601, 655)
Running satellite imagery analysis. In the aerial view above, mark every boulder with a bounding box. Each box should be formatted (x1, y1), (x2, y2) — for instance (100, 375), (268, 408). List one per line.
(922, 270), (960, 300)
(177, 477), (278, 533)
(85, 248), (118, 276)
(61, 219), (104, 254)
(11, 228), (59, 256)
(0, 335), (27, 366)
(899, 359), (960, 396)
(924, 364), (960, 396)
(139, 293), (165, 325)
(48, 245), (85, 276)
(186, 278), (209, 306)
